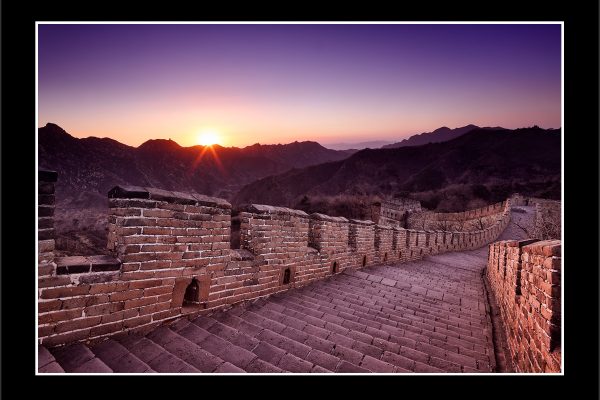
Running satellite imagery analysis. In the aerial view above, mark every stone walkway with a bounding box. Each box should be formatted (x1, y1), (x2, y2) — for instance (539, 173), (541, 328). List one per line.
(38, 207), (535, 373)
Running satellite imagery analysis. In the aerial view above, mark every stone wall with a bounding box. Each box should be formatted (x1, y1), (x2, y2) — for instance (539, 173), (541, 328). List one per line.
(406, 200), (508, 231)
(486, 239), (561, 372)
(371, 198), (422, 227)
(38, 171), (512, 347)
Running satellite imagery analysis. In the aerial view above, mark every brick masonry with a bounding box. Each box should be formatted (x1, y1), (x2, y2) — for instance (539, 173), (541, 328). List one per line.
(38, 171), (512, 347)
(486, 239), (561, 372)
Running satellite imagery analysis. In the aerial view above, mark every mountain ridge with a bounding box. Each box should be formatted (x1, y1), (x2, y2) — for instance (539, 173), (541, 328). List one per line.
(233, 126), (561, 210)
(38, 123), (351, 207)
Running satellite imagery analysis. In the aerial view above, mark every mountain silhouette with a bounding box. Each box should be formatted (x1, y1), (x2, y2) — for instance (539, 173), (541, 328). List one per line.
(233, 127), (561, 208)
(382, 124), (492, 148)
(38, 123), (351, 207)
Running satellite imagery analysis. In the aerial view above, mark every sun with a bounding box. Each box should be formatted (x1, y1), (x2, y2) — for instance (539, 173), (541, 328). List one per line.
(197, 129), (221, 146)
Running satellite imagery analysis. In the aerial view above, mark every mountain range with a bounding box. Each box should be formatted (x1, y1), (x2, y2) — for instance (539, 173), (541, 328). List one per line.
(381, 124), (505, 149)
(233, 126), (561, 210)
(38, 123), (350, 208)
(40, 123), (560, 255)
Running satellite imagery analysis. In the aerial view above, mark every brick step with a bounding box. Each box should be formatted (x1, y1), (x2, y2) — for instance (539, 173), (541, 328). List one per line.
(146, 325), (248, 373)
(203, 306), (368, 373)
(239, 306), (371, 373)
(266, 291), (492, 372)
(264, 299), (468, 372)
(50, 343), (113, 373)
(214, 308), (336, 372)
(367, 264), (484, 299)
(310, 275), (489, 332)
(244, 303), (404, 372)
(192, 312), (328, 373)
(255, 297), (452, 373)
(323, 271), (477, 315)
(194, 312), (311, 372)
(371, 263), (484, 297)
(116, 334), (200, 373)
(165, 317), (283, 373)
(315, 275), (494, 359)
(284, 287), (491, 358)
(171, 317), (284, 373)
(333, 272), (488, 324)
(38, 345), (65, 373)
(90, 338), (154, 372)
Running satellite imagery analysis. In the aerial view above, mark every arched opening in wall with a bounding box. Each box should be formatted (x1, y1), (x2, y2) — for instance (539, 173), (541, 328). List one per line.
(282, 267), (291, 285)
(398, 251), (402, 259)
(331, 261), (338, 274)
(362, 255), (367, 267)
(183, 278), (200, 307)
(384, 252), (388, 262)
(420, 249), (423, 256)
(230, 210), (241, 249)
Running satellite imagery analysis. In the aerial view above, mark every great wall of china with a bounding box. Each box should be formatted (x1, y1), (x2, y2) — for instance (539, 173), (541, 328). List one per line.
(37, 169), (562, 373)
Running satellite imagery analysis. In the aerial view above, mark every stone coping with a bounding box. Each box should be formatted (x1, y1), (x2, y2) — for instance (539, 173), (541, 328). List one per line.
(310, 213), (349, 223)
(107, 185), (231, 209)
(55, 255), (121, 275)
(349, 219), (375, 226)
(243, 204), (309, 217)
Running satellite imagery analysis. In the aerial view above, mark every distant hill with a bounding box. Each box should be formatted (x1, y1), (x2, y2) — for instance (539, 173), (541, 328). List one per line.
(38, 123), (351, 208)
(382, 124), (500, 149)
(324, 140), (394, 150)
(233, 127), (561, 210)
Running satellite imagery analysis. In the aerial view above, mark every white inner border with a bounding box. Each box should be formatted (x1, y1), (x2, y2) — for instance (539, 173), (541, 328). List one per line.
(35, 20), (565, 376)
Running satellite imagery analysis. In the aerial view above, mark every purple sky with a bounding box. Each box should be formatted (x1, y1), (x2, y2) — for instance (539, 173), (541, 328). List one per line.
(38, 23), (561, 147)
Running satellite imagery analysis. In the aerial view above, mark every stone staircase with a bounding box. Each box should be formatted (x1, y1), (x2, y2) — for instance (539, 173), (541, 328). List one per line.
(39, 247), (497, 373)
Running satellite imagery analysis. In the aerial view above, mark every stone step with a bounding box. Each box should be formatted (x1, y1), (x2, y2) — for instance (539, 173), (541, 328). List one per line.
(332, 272), (488, 326)
(372, 264), (483, 294)
(307, 279), (492, 364)
(90, 338), (154, 373)
(367, 264), (484, 299)
(206, 306), (367, 373)
(117, 334), (200, 373)
(302, 278), (488, 339)
(267, 291), (491, 372)
(38, 345), (65, 373)
(147, 325), (247, 373)
(50, 343), (113, 373)
(194, 311), (322, 372)
(254, 308), (404, 373)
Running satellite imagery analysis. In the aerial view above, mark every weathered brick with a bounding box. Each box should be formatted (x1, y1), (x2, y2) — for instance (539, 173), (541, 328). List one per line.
(41, 285), (90, 299)
(110, 289), (143, 302)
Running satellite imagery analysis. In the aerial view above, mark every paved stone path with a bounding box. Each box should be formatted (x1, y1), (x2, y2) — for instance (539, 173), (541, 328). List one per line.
(39, 207), (535, 373)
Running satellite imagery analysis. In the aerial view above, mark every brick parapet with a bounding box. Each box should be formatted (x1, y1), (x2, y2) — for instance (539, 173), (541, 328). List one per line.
(486, 239), (561, 372)
(38, 178), (513, 347)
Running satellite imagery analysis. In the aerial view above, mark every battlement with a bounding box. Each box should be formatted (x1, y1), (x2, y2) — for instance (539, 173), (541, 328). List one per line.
(38, 171), (512, 347)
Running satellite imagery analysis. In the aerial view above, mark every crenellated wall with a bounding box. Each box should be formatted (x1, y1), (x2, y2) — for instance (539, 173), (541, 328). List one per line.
(486, 239), (561, 372)
(37, 171), (513, 347)
(406, 200), (508, 231)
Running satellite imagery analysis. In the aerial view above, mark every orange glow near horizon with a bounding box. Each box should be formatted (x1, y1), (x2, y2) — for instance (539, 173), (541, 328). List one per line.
(197, 129), (221, 146)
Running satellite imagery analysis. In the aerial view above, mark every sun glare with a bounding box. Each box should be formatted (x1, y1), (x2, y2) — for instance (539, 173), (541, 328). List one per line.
(197, 130), (220, 146)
